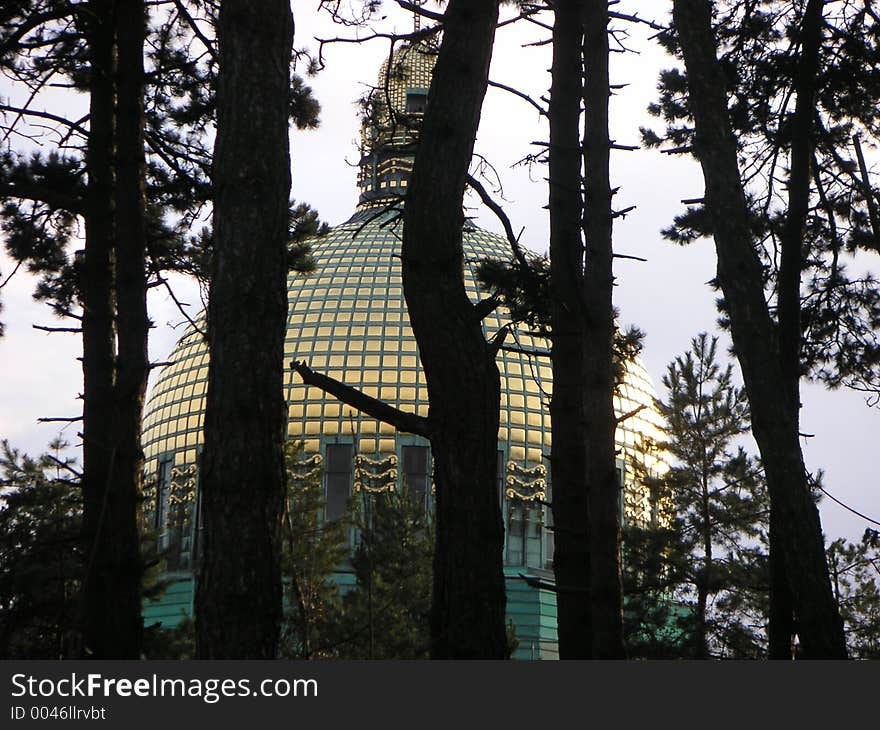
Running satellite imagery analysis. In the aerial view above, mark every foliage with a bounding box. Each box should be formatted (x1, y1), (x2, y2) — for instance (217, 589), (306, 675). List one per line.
(0, 0), (324, 331)
(624, 335), (772, 659)
(828, 528), (880, 659)
(622, 506), (690, 659)
(644, 0), (880, 403)
(0, 439), (81, 658)
(279, 442), (347, 659)
(329, 485), (434, 659)
(142, 617), (196, 660)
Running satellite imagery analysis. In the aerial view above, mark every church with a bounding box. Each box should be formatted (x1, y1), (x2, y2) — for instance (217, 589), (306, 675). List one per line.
(140, 39), (666, 659)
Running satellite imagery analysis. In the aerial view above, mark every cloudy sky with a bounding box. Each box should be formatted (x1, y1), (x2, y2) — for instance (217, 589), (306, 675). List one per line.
(0, 1), (876, 542)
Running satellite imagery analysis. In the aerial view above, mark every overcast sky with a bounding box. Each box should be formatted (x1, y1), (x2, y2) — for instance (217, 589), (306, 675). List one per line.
(0, 1), (876, 542)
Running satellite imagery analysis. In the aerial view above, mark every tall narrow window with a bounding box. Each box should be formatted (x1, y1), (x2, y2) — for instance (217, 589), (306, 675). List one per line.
(544, 483), (554, 570)
(402, 445), (431, 512)
(506, 502), (544, 568)
(325, 444), (353, 523)
(525, 504), (543, 568)
(156, 458), (171, 546)
(405, 89), (428, 114)
(506, 503), (524, 566)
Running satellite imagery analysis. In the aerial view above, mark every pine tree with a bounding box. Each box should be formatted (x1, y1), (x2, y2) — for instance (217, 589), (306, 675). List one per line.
(647, 0), (869, 657)
(279, 443), (347, 660)
(621, 511), (690, 659)
(656, 334), (770, 658)
(330, 486), (433, 660)
(828, 529), (880, 659)
(0, 439), (81, 658)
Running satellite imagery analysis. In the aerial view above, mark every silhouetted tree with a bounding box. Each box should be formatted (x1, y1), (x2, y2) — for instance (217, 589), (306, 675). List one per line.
(195, 0), (295, 658)
(648, 0), (873, 657)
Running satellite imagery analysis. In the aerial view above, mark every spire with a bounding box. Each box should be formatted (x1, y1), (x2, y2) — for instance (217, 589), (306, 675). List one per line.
(356, 38), (437, 208)
(412, 0), (426, 33)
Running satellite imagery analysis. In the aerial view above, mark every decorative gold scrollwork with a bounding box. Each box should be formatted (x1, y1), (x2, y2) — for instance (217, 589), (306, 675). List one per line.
(354, 453), (399, 493)
(289, 453), (324, 483)
(169, 464), (198, 505)
(505, 460), (547, 502)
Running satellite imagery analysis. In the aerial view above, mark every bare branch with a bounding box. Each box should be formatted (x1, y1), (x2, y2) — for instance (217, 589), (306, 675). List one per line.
(396, 1), (444, 23)
(0, 103), (89, 137)
(474, 294), (502, 321)
(155, 273), (206, 338)
(488, 324), (511, 356)
(0, 259), (23, 289)
(487, 79), (547, 116)
(612, 252), (647, 262)
(465, 173), (531, 270)
(46, 453), (82, 478)
(32, 324), (82, 333)
(172, 0), (218, 61)
(609, 11), (667, 32)
(291, 360), (430, 438)
(615, 404), (646, 425)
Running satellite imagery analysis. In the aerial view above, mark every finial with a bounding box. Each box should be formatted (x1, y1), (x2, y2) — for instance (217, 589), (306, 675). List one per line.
(412, 0), (427, 33)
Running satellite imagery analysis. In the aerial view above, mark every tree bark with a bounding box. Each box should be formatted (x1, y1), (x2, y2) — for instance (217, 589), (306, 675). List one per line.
(582, 0), (624, 659)
(195, 0), (293, 658)
(106, 0), (149, 660)
(402, 0), (508, 658)
(548, 0), (591, 659)
(695, 472), (711, 658)
(768, 509), (795, 658)
(672, 0), (846, 659)
(79, 0), (142, 659)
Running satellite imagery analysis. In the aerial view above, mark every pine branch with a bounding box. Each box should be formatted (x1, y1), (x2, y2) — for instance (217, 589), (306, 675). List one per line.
(0, 181), (85, 214)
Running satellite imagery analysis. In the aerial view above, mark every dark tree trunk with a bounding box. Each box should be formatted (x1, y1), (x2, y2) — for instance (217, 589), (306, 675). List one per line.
(582, 0), (624, 659)
(768, 510), (795, 659)
(770, 0), (823, 655)
(548, 0), (591, 659)
(195, 0), (293, 658)
(695, 474), (711, 659)
(672, 0), (847, 659)
(79, 0), (141, 659)
(402, 0), (508, 659)
(106, 0), (149, 660)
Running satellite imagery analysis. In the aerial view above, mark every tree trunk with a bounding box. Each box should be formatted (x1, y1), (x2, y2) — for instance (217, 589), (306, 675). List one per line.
(79, 0), (138, 659)
(770, 0), (823, 655)
(672, 0), (846, 659)
(695, 473), (711, 658)
(402, 0), (508, 659)
(548, 0), (591, 659)
(768, 510), (795, 659)
(106, 0), (149, 660)
(195, 0), (293, 658)
(583, 0), (624, 659)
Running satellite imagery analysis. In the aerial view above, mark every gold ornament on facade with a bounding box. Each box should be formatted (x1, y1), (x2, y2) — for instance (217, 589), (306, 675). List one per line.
(505, 460), (547, 502)
(288, 452), (324, 484)
(354, 453), (399, 493)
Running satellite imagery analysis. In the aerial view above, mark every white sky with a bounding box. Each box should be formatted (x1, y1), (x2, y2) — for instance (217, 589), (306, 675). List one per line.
(0, 1), (876, 542)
